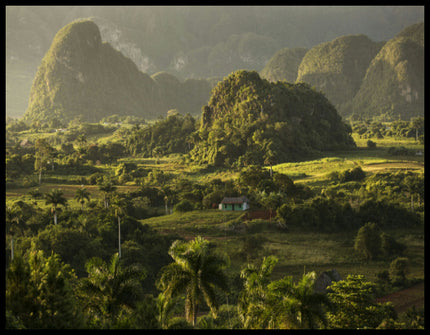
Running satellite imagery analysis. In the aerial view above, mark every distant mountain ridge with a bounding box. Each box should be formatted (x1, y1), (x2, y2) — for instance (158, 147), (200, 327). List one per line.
(6, 6), (423, 118)
(261, 22), (424, 120)
(23, 20), (211, 124)
(349, 22), (424, 120)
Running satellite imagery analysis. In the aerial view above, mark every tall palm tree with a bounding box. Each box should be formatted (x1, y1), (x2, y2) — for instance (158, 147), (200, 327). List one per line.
(44, 189), (67, 225)
(98, 181), (117, 209)
(74, 187), (90, 210)
(78, 253), (145, 327)
(157, 236), (229, 327)
(6, 204), (25, 260)
(111, 196), (128, 259)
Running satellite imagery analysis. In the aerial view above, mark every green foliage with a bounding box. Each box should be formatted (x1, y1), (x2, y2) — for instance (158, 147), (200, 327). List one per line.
(277, 197), (356, 232)
(238, 235), (267, 261)
(354, 222), (382, 260)
(157, 236), (230, 326)
(380, 233), (406, 259)
(297, 34), (383, 115)
(190, 70), (355, 167)
(44, 188), (68, 225)
(238, 256), (330, 329)
(389, 257), (409, 286)
(338, 166), (366, 183)
(23, 20), (211, 125)
(327, 275), (396, 329)
(78, 253), (146, 327)
(367, 140), (377, 148)
(351, 23), (424, 121)
(6, 248), (84, 329)
(174, 199), (195, 213)
(260, 47), (308, 83)
(125, 113), (197, 157)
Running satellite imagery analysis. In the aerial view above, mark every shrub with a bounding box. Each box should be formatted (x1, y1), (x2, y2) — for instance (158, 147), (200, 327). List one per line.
(174, 199), (195, 213)
(339, 166), (366, 183)
(354, 222), (382, 260)
(367, 140), (377, 148)
(380, 233), (406, 259)
(389, 257), (409, 286)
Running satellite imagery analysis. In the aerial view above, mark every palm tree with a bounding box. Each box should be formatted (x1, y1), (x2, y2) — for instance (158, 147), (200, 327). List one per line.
(34, 138), (53, 184)
(157, 236), (229, 327)
(6, 204), (25, 260)
(111, 196), (128, 259)
(74, 186), (90, 210)
(238, 255), (279, 329)
(268, 272), (329, 329)
(98, 181), (117, 209)
(239, 256), (329, 329)
(78, 253), (145, 327)
(44, 189), (67, 225)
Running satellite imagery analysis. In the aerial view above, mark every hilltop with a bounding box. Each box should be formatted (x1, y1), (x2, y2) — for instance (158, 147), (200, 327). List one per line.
(349, 22), (424, 120)
(262, 22), (424, 120)
(23, 20), (211, 125)
(296, 34), (383, 115)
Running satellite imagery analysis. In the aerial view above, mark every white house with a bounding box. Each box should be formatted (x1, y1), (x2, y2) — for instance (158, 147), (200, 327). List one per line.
(219, 196), (250, 211)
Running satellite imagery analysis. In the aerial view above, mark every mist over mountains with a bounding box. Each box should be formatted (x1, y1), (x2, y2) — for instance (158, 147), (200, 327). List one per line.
(6, 6), (424, 120)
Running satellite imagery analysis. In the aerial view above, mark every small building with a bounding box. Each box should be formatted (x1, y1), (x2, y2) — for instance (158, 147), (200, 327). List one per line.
(219, 196), (250, 211)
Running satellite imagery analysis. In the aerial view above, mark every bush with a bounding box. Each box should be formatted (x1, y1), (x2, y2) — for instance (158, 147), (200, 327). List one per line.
(174, 199), (195, 213)
(380, 233), (406, 259)
(339, 166), (366, 183)
(389, 257), (409, 286)
(354, 222), (382, 260)
(367, 140), (377, 148)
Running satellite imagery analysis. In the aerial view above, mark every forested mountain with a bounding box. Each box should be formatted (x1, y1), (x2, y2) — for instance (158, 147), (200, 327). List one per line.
(6, 6), (423, 118)
(295, 35), (384, 116)
(260, 47), (308, 83)
(190, 70), (355, 167)
(22, 20), (211, 124)
(349, 22), (424, 121)
(262, 22), (424, 121)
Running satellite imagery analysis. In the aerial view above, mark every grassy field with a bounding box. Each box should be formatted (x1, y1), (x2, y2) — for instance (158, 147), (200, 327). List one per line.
(140, 209), (424, 284)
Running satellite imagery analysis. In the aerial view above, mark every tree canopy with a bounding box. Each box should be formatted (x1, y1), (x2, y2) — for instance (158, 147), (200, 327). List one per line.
(190, 70), (355, 167)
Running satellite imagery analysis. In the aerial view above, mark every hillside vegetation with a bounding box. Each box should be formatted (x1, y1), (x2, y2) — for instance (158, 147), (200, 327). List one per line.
(260, 47), (308, 83)
(262, 22), (424, 121)
(349, 22), (424, 121)
(190, 70), (355, 167)
(23, 20), (211, 125)
(296, 34), (383, 111)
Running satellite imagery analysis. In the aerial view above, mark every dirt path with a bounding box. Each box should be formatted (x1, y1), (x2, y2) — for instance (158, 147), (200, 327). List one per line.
(375, 282), (424, 314)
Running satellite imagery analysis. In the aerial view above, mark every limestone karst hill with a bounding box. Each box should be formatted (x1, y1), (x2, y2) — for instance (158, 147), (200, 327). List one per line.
(23, 19), (211, 125)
